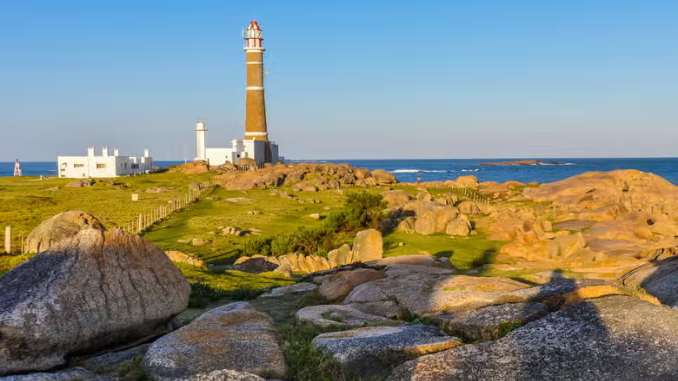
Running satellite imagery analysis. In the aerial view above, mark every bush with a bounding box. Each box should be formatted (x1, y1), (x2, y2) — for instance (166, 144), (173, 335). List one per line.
(323, 192), (386, 233)
(241, 237), (271, 257)
(271, 227), (337, 257)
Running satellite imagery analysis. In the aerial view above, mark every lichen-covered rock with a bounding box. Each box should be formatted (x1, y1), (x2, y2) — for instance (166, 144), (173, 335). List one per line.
(313, 325), (461, 379)
(438, 302), (549, 342)
(143, 302), (286, 381)
(352, 229), (383, 263)
(388, 296), (678, 381)
(414, 203), (460, 235)
(166, 251), (205, 267)
(318, 269), (386, 300)
(295, 304), (399, 328)
(372, 169), (397, 185)
(344, 274), (530, 316)
(382, 190), (412, 210)
(328, 244), (353, 267)
(0, 228), (190, 376)
(23, 211), (105, 253)
(446, 215), (472, 236)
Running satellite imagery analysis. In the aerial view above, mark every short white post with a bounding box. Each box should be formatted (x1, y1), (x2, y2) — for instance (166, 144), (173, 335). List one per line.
(138, 214), (142, 233)
(4, 227), (11, 254)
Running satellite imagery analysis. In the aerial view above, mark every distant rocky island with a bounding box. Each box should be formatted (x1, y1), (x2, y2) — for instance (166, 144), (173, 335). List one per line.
(480, 159), (566, 166)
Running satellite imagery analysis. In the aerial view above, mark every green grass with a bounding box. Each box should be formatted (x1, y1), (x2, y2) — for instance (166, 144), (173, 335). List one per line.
(143, 186), (348, 263)
(177, 263), (294, 292)
(0, 172), (213, 237)
(383, 231), (505, 271)
(276, 323), (376, 381)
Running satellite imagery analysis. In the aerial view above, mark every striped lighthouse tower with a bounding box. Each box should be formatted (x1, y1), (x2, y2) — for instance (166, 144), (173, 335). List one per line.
(243, 21), (272, 163)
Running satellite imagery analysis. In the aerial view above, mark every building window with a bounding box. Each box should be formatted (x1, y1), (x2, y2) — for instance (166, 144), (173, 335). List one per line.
(74, 163), (84, 168)
(96, 163), (106, 169)
(131, 164), (139, 169)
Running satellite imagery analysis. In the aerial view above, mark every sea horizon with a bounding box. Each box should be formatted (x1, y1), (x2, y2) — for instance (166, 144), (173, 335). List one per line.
(3, 157), (678, 185)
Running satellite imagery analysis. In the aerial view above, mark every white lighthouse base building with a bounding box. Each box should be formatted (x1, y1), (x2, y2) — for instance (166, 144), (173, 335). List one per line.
(194, 121), (279, 167)
(58, 147), (153, 178)
(204, 139), (278, 166)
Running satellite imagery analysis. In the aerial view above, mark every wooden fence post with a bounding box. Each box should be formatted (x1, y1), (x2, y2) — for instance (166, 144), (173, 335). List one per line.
(4, 227), (11, 254)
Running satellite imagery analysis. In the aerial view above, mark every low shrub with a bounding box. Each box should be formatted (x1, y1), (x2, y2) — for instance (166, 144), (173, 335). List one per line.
(323, 192), (387, 233)
(276, 323), (370, 381)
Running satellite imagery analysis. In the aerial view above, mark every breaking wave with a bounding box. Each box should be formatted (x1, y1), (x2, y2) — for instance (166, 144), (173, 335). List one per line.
(392, 169), (480, 173)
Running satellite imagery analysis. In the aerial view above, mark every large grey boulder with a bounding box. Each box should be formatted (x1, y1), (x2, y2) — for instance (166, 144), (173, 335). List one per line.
(23, 211), (105, 253)
(388, 295), (678, 381)
(143, 302), (286, 381)
(0, 228), (190, 376)
(438, 302), (549, 342)
(620, 256), (678, 308)
(313, 325), (461, 379)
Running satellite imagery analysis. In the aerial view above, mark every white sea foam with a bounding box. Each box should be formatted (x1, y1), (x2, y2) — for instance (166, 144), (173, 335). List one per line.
(392, 169), (455, 173)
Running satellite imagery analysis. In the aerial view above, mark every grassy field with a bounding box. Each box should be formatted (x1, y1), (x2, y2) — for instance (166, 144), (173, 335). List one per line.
(0, 172), (509, 289)
(0, 172), (214, 237)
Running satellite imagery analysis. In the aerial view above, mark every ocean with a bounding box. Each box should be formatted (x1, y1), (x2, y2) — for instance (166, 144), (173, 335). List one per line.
(2, 158), (678, 185)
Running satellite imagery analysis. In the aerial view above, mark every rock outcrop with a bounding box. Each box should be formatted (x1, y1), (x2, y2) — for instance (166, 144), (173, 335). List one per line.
(0, 227), (190, 376)
(143, 302), (286, 381)
(388, 296), (678, 381)
(620, 255), (678, 308)
(23, 211), (105, 253)
(296, 304), (398, 328)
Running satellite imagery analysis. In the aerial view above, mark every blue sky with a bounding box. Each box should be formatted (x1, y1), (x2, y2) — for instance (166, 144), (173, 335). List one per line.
(0, 0), (676, 160)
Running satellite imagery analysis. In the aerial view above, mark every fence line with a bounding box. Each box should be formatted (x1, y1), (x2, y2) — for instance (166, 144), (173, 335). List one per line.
(118, 178), (216, 235)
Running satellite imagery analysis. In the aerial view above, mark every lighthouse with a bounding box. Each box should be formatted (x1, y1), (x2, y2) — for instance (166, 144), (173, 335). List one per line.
(243, 21), (272, 163)
(194, 21), (280, 167)
(195, 120), (207, 161)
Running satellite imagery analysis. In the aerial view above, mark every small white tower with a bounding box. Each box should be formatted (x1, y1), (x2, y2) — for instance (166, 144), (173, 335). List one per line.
(13, 159), (22, 177)
(195, 120), (207, 161)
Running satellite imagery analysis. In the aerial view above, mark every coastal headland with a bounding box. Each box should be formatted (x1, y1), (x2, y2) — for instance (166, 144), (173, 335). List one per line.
(2, 163), (678, 380)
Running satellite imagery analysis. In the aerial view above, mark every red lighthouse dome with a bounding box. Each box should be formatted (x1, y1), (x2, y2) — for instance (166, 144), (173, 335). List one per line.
(244, 20), (263, 50)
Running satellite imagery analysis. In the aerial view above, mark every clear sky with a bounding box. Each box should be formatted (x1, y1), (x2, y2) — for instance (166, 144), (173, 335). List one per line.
(0, 0), (676, 161)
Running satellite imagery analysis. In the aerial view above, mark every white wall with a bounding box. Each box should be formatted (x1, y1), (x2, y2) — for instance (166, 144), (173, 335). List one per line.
(58, 148), (154, 178)
(205, 148), (233, 166)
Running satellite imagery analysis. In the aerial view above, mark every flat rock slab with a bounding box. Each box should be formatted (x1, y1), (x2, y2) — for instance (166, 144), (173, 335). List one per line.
(385, 264), (455, 278)
(143, 302), (286, 381)
(344, 275), (531, 316)
(388, 295), (678, 381)
(0, 368), (95, 381)
(366, 255), (437, 267)
(508, 278), (626, 306)
(259, 282), (318, 298)
(296, 304), (400, 328)
(437, 302), (549, 342)
(80, 344), (150, 371)
(313, 325), (462, 379)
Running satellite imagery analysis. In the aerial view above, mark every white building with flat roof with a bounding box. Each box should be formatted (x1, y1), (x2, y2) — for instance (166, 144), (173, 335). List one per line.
(195, 121), (278, 166)
(58, 147), (153, 178)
